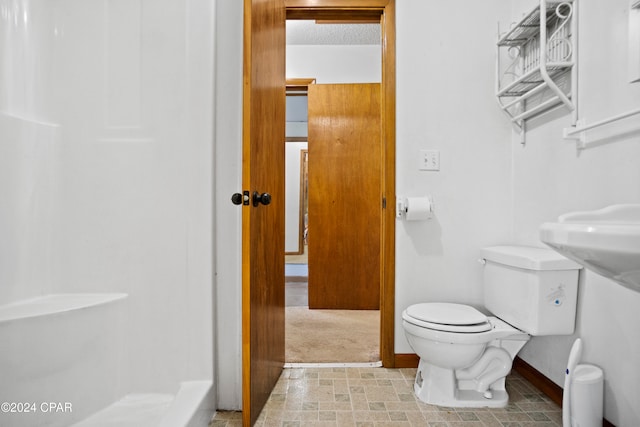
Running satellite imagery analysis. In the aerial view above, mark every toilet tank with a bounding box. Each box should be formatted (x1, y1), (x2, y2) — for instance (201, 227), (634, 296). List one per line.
(481, 246), (582, 336)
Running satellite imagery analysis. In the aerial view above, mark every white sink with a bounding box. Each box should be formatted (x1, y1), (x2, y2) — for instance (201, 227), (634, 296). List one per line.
(540, 204), (640, 292)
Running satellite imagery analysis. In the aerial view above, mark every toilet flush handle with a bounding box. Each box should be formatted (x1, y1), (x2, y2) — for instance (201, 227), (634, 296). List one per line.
(478, 258), (487, 265)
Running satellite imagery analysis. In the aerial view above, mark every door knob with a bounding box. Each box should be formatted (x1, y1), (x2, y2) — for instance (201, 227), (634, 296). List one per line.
(231, 191), (250, 206)
(252, 192), (272, 207)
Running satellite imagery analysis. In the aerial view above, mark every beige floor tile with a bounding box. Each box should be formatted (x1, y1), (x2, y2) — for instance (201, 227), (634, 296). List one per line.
(333, 379), (350, 393)
(352, 409), (391, 422)
(318, 401), (352, 411)
(351, 400), (370, 411)
(493, 410), (534, 422)
(384, 401), (420, 412)
(365, 385), (399, 402)
(335, 411), (356, 426)
(210, 369), (563, 427)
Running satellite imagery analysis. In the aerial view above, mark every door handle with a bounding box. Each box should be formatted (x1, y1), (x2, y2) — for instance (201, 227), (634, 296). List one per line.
(231, 191), (250, 206)
(252, 192), (272, 207)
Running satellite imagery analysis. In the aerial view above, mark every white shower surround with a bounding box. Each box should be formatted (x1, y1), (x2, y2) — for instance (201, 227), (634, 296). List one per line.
(0, 0), (215, 425)
(0, 294), (125, 425)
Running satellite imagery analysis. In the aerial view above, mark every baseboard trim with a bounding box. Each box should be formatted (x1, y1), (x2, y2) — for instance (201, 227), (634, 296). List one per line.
(393, 353), (419, 368)
(285, 276), (308, 283)
(397, 354), (615, 426)
(285, 361), (382, 368)
(512, 356), (563, 406)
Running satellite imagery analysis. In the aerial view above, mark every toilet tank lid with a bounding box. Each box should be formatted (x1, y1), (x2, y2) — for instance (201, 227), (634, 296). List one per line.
(481, 245), (583, 271)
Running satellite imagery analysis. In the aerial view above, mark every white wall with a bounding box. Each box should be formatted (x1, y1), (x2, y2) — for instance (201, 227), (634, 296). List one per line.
(287, 45), (381, 83)
(1, 0), (215, 400)
(213, 0), (244, 410)
(508, 1), (640, 425)
(394, 0), (513, 350)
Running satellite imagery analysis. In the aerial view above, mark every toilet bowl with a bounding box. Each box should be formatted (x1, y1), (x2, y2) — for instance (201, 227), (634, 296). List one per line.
(402, 246), (582, 408)
(402, 303), (529, 407)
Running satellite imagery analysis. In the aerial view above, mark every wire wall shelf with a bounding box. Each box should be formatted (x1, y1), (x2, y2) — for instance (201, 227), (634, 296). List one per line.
(496, 0), (578, 141)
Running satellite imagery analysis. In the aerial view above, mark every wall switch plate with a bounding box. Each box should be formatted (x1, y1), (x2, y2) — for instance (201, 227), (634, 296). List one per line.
(419, 149), (440, 171)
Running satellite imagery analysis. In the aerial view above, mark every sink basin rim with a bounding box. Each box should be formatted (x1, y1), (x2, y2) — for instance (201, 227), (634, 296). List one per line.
(557, 203), (640, 224)
(540, 222), (640, 253)
(539, 204), (640, 292)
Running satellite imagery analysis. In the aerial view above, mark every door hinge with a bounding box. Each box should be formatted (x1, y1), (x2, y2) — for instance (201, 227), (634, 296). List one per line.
(382, 197), (387, 209)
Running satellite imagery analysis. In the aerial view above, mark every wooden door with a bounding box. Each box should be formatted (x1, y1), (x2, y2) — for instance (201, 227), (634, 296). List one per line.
(242, 0), (286, 425)
(307, 83), (382, 310)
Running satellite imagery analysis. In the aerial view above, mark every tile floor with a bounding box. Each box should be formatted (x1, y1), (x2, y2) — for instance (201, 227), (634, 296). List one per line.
(210, 367), (562, 426)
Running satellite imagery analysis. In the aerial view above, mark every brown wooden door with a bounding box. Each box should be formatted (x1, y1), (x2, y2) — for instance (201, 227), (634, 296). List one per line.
(307, 83), (382, 310)
(242, 0), (286, 425)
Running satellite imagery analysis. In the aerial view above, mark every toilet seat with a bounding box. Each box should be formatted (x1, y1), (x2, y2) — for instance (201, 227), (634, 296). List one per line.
(403, 303), (492, 333)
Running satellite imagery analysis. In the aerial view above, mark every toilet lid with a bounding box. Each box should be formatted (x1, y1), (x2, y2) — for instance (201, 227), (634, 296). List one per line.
(404, 303), (491, 333)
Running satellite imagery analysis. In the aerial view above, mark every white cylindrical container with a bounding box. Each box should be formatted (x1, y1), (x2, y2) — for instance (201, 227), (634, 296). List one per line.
(570, 364), (603, 427)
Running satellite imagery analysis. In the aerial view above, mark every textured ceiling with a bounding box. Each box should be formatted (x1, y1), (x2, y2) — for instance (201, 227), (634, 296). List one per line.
(286, 20), (380, 45)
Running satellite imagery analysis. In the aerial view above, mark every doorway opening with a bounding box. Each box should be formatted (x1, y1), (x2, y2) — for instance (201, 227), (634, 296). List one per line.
(284, 19), (384, 364)
(241, 1), (396, 423)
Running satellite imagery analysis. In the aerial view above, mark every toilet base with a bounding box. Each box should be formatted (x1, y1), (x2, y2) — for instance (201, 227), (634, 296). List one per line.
(413, 359), (509, 408)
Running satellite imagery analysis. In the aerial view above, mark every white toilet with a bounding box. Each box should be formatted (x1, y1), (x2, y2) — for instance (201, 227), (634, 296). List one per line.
(402, 245), (582, 408)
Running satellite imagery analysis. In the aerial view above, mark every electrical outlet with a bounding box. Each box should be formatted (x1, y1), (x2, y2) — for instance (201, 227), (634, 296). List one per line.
(419, 149), (440, 171)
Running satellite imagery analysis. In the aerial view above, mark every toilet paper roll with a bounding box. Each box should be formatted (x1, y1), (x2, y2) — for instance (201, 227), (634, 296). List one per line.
(405, 197), (432, 220)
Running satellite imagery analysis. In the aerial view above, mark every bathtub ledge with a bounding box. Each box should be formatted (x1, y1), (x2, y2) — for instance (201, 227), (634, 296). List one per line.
(0, 293), (128, 323)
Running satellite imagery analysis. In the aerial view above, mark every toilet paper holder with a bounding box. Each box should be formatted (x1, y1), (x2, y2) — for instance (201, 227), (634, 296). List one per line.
(396, 196), (434, 220)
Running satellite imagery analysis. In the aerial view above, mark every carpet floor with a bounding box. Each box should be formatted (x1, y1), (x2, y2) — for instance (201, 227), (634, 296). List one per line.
(285, 306), (380, 363)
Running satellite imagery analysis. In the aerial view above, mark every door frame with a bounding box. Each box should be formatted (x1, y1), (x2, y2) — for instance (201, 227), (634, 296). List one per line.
(284, 0), (396, 367)
(242, 4), (396, 421)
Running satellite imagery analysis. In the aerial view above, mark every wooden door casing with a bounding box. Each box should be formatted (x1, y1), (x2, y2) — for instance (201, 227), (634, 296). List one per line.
(241, 1), (396, 422)
(283, 1), (396, 367)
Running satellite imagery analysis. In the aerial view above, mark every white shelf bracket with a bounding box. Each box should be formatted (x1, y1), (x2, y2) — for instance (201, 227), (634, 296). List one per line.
(562, 119), (587, 147)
